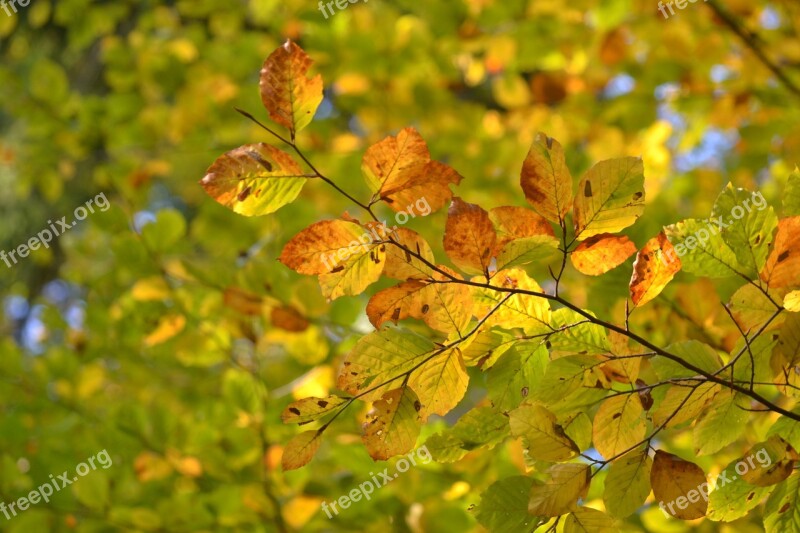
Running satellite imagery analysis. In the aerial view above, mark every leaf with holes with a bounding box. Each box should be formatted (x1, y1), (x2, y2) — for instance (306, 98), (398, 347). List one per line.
(362, 387), (422, 460)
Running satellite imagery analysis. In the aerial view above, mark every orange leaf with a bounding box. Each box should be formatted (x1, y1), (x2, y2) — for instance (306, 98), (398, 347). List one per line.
(271, 305), (310, 332)
(200, 143), (306, 216)
(279, 219), (378, 275)
(259, 40), (323, 136)
(362, 128), (462, 213)
(281, 430), (323, 471)
(760, 216), (800, 288)
(629, 232), (681, 307)
(444, 197), (497, 274)
(650, 450), (708, 520)
(571, 234), (637, 276)
(490, 205), (555, 255)
(366, 266), (472, 333)
(520, 133), (574, 223)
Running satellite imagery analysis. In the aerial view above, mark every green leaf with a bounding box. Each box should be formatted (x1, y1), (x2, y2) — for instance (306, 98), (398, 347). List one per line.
(141, 208), (187, 252)
(764, 473), (800, 532)
(664, 219), (746, 278)
(785, 170), (800, 217)
(72, 471), (110, 510)
(711, 184), (777, 276)
(693, 390), (748, 455)
(651, 340), (723, 380)
(533, 354), (604, 406)
(562, 411), (593, 452)
(603, 448), (652, 518)
(475, 476), (543, 532)
(548, 308), (611, 356)
(768, 413), (800, 451)
(487, 344), (547, 412)
(708, 462), (774, 522)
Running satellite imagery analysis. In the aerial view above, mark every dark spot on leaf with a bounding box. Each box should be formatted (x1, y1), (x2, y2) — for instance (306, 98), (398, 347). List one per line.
(612, 413), (621, 419)
(780, 502), (791, 513)
(421, 304), (430, 314)
(331, 265), (345, 273)
(317, 400), (328, 408)
(778, 251), (791, 263)
(289, 407), (301, 415)
(238, 186), (252, 202)
(584, 181), (593, 197)
(246, 150), (273, 171)
(414, 400), (421, 412)
(747, 492), (755, 501)
(521, 386), (529, 397)
(633, 192), (643, 200)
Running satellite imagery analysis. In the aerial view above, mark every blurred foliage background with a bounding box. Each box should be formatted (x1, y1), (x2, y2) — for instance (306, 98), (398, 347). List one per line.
(0, 0), (799, 531)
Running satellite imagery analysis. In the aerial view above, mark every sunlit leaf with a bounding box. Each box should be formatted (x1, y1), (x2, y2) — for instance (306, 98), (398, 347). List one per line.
(520, 133), (573, 223)
(571, 233), (637, 276)
(444, 197), (496, 274)
(761, 216), (800, 288)
(282, 430), (323, 471)
(200, 143), (306, 216)
(362, 386), (422, 460)
(259, 40), (323, 136)
(573, 157), (645, 240)
(528, 463), (591, 517)
(603, 448), (652, 518)
(592, 395), (647, 460)
(650, 450), (708, 520)
(629, 231), (681, 306)
(509, 403), (580, 462)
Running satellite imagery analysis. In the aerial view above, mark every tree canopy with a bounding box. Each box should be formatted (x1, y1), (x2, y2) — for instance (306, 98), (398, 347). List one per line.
(2, 1), (800, 532)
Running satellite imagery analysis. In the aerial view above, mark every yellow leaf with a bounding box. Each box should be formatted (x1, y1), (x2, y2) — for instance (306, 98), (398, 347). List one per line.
(144, 314), (186, 347)
(409, 346), (469, 419)
(282, 496), (324, 530)
(281, 396), (348, 425)
(131, 277), (170, 301)
(281, 430), (323, 471)
(528, 463), (591, 517)
(650, 450), (707, 520)
(592, 395), (647, 460)
(383, 227), (435, 280)
(629, 232), (681, 307)
(362, 387), (422, 460)
(785, 291), (800, 312)
(472, 269), (550, 333)
(444, 197), (497, 274)
(259, 40), (323, 135)
(761, 216), (800, 288)
(571, 234), (637, 276)
(200, 143), (306, 216)
(508, 403), (580, 462)
(574, 157), (646, 240)
(520, 133), (573, 223)
(564, 507), (618, 532)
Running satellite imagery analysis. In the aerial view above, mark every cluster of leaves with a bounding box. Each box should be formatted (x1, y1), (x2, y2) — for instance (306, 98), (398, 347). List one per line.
(201, 41), (800, 531)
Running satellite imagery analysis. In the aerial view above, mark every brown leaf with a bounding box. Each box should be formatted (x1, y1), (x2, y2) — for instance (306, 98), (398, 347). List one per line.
(444, 197), (497, 274)
(571, 234), (637, 276)
(520, 133), (573, 223)
(761, 216), (800, 288)
(271, 305), (310, 332)
(362, 128), (462, 213)
(650, 450), (708, 520)
(223, 287), (264, 316)
(259, 40), (323, 135)
(629, 232), (682, 307)
(281, 430), (322, 471)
